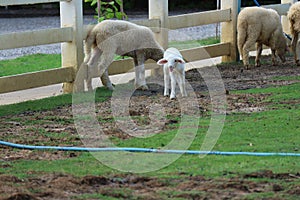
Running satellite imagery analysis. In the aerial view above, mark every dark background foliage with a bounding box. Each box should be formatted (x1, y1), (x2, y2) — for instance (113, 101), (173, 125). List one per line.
(0, 0), (282, 17)
(121, 0), (281, 11)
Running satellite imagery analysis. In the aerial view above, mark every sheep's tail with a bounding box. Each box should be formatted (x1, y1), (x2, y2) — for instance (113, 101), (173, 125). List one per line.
(83, 25), (96, 63)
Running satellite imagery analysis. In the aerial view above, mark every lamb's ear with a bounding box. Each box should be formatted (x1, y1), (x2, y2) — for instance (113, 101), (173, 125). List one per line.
(175, 58), (185, 64)
(157, 59), (168, 65)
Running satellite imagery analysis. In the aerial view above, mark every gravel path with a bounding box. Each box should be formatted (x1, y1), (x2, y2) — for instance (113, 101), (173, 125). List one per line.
(0, 13), (220, 60)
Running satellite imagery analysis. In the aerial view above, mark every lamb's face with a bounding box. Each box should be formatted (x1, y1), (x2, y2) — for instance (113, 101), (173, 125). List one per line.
(157, 57), (185, 72)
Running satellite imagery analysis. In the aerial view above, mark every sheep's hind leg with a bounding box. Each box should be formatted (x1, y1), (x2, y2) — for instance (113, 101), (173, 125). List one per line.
(295, 33), (300, 66)
(133, 51), (148, 90)
(291, 33), (298, 64)
(242, 27), (258, 69)
(242, 42), (252, 69)
(97, 51), (115, 90)
(271, 49), (278, 66)
(100, 69), (114, 90)
(86, 47), (102, 91)
(255, 42), (263, 67)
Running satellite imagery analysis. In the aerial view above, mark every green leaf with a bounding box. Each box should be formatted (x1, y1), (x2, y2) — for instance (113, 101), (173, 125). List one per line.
(106, 8), (113, 13)
(90, 0), (97, 6)
(108, 1), (115, 5)
(106, 12), (115, 19)
(115, 12), (125, 20)
(98, 16), (105, 22)
(111, 4), (118, 11)
(115, 0), (122, 6)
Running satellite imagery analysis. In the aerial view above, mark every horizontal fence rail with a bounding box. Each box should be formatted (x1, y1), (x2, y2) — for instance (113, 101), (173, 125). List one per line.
(0, 27), (73, 50)
(0, 0), (68, 6)
(181, 43), (231, 62)
(169, 9), (231, 29)
(263, 3), (291, 15)
(0, 67), (75, 94)
(132, 19), (161, 31)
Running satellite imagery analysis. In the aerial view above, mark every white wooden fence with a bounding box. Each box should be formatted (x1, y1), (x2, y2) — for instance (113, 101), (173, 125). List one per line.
(0, 0), (296, 94)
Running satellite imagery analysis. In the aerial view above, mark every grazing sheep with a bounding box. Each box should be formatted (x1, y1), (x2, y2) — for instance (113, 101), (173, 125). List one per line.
(84, 20), (164, 91)
(237, 7), (287, 69)
(157, 47), (187, 99)
(288, 2), (300, 65)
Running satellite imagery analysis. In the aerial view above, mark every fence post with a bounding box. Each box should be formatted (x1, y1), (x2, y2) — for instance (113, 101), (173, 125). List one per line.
(60, 0), (84, 93)
(149, 0), (168, 76)
(281, 0), (297, 35)
(221, 0), (239, 63)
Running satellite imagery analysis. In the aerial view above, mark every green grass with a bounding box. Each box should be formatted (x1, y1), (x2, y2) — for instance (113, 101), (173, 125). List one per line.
(1, 81), (299, 178)
(233, 82), (300, 109)
(0, 54), (61, 77)
(169, 37), (220, 50)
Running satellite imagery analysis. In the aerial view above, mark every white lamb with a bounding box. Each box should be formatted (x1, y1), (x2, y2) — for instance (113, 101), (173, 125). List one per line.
(237, 7), (287, 69)
(83, 20), (164, 91)
(157, 47), (187, 99)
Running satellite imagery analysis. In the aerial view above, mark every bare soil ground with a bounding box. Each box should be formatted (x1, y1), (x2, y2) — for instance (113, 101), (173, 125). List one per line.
(1, 55), (300, 199)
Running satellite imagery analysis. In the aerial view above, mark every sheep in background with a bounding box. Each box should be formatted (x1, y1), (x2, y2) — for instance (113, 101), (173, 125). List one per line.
(237, 7), (287, 69)
(288, 2), (300, 66)
(84, 20), (164, 91)
(157, 47), (187, 100)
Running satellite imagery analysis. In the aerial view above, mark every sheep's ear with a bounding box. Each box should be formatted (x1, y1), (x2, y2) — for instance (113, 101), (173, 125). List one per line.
(157, 59), (168, 65)
(175, 58), (185, 64)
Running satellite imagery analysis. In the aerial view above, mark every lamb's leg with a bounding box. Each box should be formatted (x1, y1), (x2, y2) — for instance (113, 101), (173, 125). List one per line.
(133, 50), (148, 90)
(255, 42), (263, 67)
(170, 72), (177, 100)
(163, 65), (170, 96)
(178, 72), (187, 97)
(86, 47), (102, 91)
(97, 51), (115, 90)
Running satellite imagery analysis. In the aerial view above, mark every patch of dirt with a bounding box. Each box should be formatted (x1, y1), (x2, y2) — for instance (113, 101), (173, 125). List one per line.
(0, 171), (299, 200)
(1, 55), (300, 199)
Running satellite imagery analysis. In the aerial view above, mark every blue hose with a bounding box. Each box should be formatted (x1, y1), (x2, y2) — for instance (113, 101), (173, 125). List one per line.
(1, 140), (299, 157)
